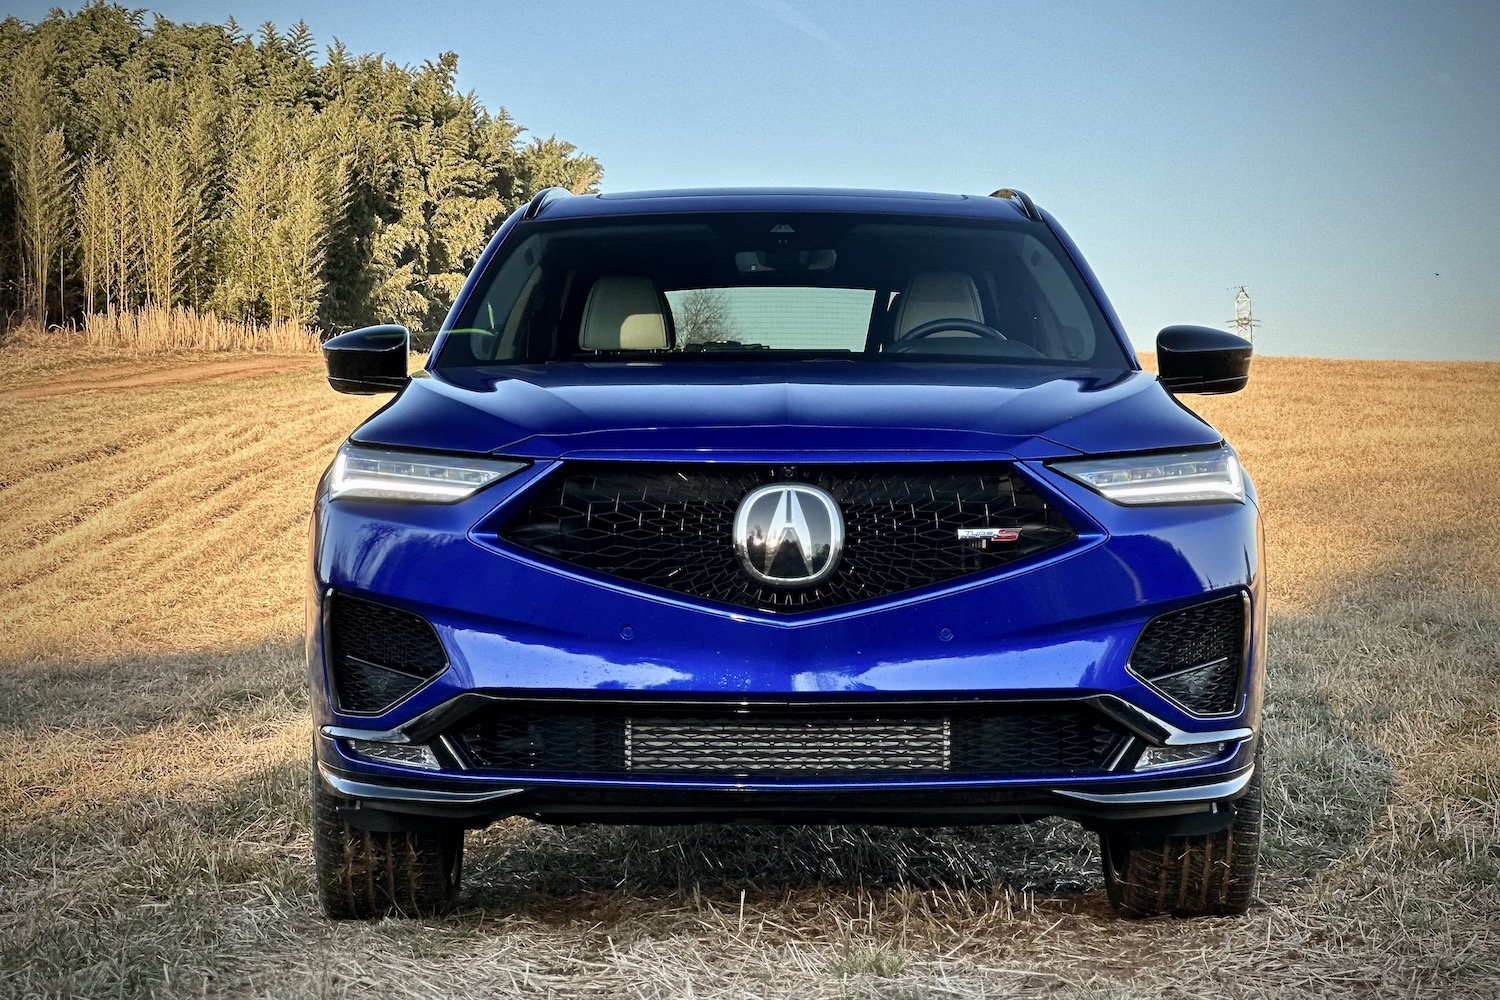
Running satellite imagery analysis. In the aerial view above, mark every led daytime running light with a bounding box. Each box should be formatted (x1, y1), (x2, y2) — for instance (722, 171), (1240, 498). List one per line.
(1054, 446), (1244, 505)
(329, 444), (526, 502)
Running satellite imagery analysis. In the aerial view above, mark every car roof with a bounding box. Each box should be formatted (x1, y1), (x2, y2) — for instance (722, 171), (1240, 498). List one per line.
(526, 187), (1040, 224)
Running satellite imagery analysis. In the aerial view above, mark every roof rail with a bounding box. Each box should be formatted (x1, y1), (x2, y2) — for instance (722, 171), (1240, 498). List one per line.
(522, 186), (571, 221)
(989, 188), (1042, 222)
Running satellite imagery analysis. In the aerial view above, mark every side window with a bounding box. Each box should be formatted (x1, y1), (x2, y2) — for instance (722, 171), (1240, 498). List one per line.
(1020, 235), (1097, 360)
(446, 237), (546, 363)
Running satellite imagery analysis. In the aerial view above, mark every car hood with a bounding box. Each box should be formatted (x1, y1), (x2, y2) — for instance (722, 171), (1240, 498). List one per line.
(350, 361), (1222, 460)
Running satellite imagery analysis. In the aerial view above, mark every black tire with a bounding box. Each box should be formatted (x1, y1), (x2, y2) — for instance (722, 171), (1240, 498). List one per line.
(1100, 755), (1263, 918)
(311, 759), (462, 919)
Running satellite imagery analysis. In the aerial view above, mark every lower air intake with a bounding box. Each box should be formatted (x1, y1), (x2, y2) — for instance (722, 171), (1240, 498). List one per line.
(452, 702), (1128, 777)
(1129, 593), (1247, 716)
(327, 594), (447, 714)
(627, 719), (950, 773)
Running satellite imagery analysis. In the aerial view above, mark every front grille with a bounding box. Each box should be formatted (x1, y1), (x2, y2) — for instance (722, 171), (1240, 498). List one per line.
(327, 594), (447, 714)
(453, 702), (1128, 777)
(1129, 594), (1247, 716)
(499, 463), (1076, 612)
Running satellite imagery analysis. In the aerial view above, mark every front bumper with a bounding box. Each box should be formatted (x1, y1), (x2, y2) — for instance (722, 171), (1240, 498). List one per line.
(307, 456), (1267, 836)
(313, 691), (1258, 835)
(316, 745), (1257, 835)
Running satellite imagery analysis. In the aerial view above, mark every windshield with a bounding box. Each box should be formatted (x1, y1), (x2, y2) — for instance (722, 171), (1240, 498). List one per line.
(435, 212), (1129, 370)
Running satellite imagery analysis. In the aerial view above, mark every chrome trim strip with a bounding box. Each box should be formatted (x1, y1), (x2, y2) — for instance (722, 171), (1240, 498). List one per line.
(333, 693), (1252, 755)
(437, 734), (471, 771)
(1092, 695), (1253, 747)
(321, 724), (410, 745)
(318, 763), (523, 806)
(1103, 736), (1138, 772)
(1163, 727), (1253, 748)
(1148, 655), (1231, 683)
(1053, 767), (1254, 805)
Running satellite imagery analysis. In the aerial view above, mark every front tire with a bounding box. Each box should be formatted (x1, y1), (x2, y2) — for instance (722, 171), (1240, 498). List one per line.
(1100, 755), (1263, 917)
(311, 759), (463, 919)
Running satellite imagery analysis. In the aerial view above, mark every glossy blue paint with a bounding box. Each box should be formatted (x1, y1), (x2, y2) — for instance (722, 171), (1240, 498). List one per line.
(353, 364), (1219, 460)
(309, 469), (1262, 734)
(310, 186), (1267, 828)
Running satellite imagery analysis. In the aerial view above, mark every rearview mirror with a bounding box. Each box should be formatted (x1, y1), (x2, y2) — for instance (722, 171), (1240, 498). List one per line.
(735, 249), (836, 273)
(322, 325), (410, 394)
(1156, 326), (1251, 394)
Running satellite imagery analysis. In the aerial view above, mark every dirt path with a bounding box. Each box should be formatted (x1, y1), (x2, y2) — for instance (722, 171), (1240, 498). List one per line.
(0, 355), (320, 401)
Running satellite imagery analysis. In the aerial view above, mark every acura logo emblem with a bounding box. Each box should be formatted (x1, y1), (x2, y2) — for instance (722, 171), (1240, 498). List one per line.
(733, 484), (844, 587)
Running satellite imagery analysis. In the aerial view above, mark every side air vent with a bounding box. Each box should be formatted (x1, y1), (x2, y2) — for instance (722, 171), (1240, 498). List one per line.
(1129, 593), (1248, 717)
(326, 594), (447, 714)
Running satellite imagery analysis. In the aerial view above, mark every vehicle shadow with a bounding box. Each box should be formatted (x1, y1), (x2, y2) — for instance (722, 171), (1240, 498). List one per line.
(0, 638), (307, 737)
(463, 814), (1103, 911)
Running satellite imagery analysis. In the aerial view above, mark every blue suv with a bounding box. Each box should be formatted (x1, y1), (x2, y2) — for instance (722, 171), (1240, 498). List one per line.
(309, 187), (1264, 919)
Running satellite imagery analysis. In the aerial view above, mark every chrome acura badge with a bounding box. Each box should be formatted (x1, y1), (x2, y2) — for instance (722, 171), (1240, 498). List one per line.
(733, 484), (844, 587)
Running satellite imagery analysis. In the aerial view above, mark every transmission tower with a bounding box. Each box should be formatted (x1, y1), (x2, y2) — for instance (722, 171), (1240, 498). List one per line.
(1227, 286), (1260, 343)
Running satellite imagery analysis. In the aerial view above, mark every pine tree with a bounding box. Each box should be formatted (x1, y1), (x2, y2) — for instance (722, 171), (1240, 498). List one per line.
(520, 135), (604, 196)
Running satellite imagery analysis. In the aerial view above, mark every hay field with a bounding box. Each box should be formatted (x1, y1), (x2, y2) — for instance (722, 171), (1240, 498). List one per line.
(0, 349), (1497, 998)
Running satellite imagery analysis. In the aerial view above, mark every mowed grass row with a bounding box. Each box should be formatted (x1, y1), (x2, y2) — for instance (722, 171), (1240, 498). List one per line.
(0, 350), (1497, 999)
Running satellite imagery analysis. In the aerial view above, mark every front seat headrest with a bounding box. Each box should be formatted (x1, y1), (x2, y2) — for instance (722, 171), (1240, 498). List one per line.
(893, 271), (984, 337)
(580, 276), (671, 351)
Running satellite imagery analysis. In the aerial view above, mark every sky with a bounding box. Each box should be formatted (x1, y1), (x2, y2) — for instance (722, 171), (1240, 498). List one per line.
(6, 0), (1498, 361)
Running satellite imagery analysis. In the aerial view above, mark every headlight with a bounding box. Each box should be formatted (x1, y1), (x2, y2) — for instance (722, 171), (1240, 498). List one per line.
(1052, 445), (1244, 505)
(328, 442), (528, 503)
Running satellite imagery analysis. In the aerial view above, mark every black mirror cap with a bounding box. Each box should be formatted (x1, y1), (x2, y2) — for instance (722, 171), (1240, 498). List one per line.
(322, 325), (410, 394)
(1156, 325), (1252, 395)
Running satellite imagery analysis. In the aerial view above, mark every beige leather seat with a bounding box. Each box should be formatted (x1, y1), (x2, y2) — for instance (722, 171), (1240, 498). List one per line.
(579, 276), (671, 351)
(893, 271), (985, 338)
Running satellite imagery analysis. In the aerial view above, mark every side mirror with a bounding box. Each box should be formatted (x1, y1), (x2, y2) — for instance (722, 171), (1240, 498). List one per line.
(1156, 325), (1251, 394)
(322, 325), (410, 394)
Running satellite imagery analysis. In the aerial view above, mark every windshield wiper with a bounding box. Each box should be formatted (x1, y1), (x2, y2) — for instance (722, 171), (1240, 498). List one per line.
(682, 340), (769, 352)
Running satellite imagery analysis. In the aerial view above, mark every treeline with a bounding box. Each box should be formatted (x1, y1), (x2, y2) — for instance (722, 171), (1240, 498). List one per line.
(0, 2), (602, 336)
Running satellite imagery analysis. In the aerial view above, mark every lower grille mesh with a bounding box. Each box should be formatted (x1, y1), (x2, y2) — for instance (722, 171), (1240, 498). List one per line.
(453, 702), (1127, 777)
(327, 594), (447, 714)
(627, 719), (950, 773)
(1130, 594), (1246, 716)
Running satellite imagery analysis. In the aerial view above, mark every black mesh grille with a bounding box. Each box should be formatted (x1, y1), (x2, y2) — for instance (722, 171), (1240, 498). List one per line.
(327, 594), (447, 714)
(453, 702), (1127, 776)
(498, 463), (1076, 612)
(1130, 594), (1246, 716)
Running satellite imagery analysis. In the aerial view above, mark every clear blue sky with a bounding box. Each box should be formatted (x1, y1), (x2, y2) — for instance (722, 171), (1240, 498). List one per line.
(8, 0), (1498, 361)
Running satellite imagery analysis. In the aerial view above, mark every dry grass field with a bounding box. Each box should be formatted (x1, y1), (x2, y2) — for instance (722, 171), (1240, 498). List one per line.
(1, 347), (1497, 998)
